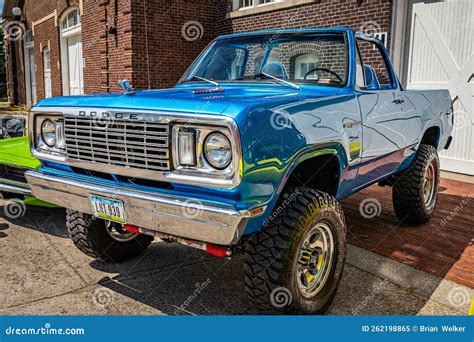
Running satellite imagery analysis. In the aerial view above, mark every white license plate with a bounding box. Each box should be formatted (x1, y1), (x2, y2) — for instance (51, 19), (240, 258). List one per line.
(90, 195), (126, 224)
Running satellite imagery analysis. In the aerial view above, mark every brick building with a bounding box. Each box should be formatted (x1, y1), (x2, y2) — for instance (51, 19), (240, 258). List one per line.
(2, 0), (472, 174)
(2, 0), (394, 107)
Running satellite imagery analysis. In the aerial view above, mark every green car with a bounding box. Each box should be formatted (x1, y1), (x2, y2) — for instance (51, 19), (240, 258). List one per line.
(0, 136), (54, 207)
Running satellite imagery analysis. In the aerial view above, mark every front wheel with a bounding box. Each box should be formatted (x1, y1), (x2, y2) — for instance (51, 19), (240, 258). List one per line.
(66, 210), (153, 263)
(392, 144), (440, 224)
(243, 188), (346, 314)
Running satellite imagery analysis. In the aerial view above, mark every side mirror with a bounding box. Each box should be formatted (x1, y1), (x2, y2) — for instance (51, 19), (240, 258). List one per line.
(364, 65), (380, 90)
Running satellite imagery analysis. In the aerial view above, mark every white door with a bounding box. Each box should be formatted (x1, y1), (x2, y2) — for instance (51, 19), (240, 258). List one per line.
(28, 49), (37, 104)
(406, 1), (474, 175)
(43, 49), (52, 98)
(67, 35), (84, 95)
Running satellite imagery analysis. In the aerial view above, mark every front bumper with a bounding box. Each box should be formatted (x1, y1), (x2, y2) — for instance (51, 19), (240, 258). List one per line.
(0, 180), (32, 195)
(25, 171), (251, 245)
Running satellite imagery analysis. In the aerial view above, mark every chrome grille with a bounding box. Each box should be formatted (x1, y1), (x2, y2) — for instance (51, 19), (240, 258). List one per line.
(64, 116), (171, 172)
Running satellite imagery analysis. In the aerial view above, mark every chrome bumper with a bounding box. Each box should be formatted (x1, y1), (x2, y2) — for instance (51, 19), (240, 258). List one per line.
(0, 179), (32, 196)
(25, 171), (250, 245)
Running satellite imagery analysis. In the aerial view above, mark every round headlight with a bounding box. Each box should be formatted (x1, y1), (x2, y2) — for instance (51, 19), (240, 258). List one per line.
(204, 132), (232, 169)
(41, 119), (56, 147)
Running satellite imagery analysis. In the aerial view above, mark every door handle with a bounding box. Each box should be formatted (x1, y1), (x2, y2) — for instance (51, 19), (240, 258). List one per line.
(392, 99), (405, 104)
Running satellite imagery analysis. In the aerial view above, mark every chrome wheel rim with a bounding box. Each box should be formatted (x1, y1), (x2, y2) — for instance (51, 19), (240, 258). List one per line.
(105, 221), (137, 242)
(423, 161), (436, 207)
(296, 222), (335, 298)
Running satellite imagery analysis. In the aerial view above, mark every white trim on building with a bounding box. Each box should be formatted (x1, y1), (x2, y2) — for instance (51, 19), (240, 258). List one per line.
(23, 30), (37, 107)
(59, 7), (84, 96)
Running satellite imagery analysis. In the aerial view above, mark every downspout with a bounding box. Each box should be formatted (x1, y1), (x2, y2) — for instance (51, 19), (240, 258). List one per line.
(143, 0), (151, 89)
(104, 5), (110, 92)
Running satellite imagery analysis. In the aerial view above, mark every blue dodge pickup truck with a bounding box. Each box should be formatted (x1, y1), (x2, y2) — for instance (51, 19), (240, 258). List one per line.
(25, 28), (453, 314)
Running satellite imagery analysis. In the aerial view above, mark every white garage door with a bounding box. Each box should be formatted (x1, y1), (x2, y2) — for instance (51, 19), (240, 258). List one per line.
(406, 0), (473, 175)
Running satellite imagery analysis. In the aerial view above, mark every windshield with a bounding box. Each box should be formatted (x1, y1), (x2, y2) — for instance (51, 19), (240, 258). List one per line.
(182, 32), (348, 87)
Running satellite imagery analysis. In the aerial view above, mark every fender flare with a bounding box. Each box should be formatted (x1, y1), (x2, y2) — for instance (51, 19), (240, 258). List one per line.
(274, 142), (347, 199)
(418, 124), (441, 149)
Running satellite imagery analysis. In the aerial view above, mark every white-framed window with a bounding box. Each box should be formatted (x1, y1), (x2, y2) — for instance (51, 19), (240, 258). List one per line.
(234, 0), (283, 10)
(62, 8), (81, 31)
(294, 54), (319, 80)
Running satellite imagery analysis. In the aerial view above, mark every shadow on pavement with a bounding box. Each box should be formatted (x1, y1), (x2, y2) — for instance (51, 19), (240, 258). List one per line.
(1, 178), (470, 315)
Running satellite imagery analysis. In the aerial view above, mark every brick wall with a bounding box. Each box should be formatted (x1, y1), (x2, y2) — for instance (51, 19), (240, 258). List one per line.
(4, 0), (393, 106)
(218, 0), (392, 47)
(5, 0), (82, 105)
(82, 0), (135, 94)
(129, 0), (218, 90)
(24, 0), (81, 100)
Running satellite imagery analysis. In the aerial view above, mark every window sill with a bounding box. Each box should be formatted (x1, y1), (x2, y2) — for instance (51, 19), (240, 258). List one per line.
(228, 0), (321, 19)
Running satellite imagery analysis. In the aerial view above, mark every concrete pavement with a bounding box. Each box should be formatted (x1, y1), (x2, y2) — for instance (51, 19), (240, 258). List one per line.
(0, 202), (467, 315)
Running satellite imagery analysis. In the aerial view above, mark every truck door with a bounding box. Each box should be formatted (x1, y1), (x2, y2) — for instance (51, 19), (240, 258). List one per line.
(354, 36), (421, 188)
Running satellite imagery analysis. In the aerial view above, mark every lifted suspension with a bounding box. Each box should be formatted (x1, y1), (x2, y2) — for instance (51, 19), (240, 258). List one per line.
(123, 224), (234, 258)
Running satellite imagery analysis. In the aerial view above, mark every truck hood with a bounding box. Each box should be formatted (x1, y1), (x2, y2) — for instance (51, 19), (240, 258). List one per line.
(34, 84), (341, 118)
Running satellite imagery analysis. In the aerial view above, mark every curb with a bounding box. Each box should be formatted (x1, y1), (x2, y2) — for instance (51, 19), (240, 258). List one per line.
(347, 244), (473, 313)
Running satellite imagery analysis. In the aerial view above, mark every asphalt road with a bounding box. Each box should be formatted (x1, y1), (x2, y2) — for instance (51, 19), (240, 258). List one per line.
(0, 202), (462, 315)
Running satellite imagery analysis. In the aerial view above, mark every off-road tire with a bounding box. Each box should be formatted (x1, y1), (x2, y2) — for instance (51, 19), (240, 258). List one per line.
(66, 209), (153, 263)
(392, 144), (440, 224)
(243, 188), (346, 314)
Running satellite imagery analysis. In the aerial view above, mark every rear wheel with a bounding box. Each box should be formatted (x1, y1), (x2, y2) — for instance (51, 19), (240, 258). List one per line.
(243, 188), (346, 314)
(392, 144), (440, 224)
(66, 209), (153, 262)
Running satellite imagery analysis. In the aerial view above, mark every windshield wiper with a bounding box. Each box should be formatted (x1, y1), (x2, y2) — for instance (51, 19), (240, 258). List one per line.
(183, 75), (220, 88)
(255, 72), (301, 90)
